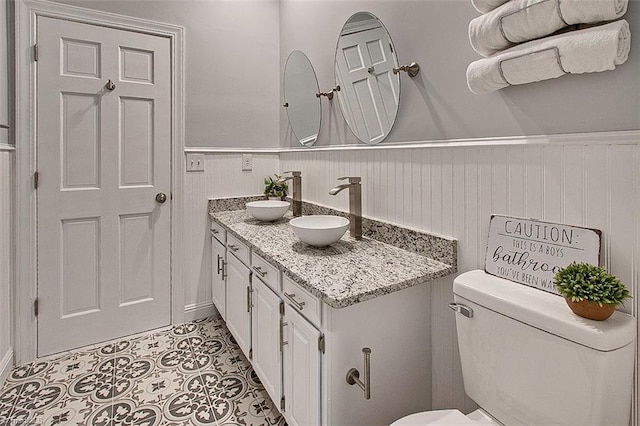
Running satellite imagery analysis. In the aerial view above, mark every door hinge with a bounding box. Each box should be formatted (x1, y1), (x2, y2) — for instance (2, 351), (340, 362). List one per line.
(318, 334), (325, 354)
(33, 44), (38, 61)
(34, 171), (39, 190)
(249, 273), (253, 284)
(249, 348), (253, 360)
(34, 298), (39, 316)
(280, 396), (285, 411)
(389, 43), (394, 53)
(279, 300), (284, 315)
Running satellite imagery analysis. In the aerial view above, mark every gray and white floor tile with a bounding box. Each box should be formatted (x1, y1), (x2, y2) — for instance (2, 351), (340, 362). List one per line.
(0, 315), (286, 426)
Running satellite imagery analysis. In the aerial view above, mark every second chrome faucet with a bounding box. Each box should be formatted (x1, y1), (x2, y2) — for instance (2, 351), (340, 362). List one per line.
(278, 171), (302, 217)
(329, 177), (362, 240)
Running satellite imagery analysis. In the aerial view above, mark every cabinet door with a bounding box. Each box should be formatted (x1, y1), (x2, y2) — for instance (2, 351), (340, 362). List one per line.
(251, 278), (282, 406)
(226, 253), (251, 358)
(211, 236), (226, 319)
(283, 304), (321, 426)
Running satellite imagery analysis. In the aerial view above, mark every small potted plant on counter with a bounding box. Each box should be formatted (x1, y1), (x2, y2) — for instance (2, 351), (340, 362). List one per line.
(553, 262), (631, 321)
(264, 174), (288, 200)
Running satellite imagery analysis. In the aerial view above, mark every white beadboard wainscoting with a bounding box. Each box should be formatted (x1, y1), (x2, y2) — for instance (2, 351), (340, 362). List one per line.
(280, 136), (640, 418)
(183, 152), (280, 320)
(184, 133), (639, 421)
(0, 146), (14, 384)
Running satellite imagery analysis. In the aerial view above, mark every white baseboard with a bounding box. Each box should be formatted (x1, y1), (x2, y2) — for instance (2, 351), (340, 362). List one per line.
(183, 301), (216, 322)
(0, 348), (13, 387)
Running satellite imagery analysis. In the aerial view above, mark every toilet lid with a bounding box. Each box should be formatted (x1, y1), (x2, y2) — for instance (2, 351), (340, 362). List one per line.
(391, 409), (479, 425)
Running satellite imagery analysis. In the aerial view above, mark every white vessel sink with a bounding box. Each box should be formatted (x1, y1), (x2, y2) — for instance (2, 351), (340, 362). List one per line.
(289, 215), (350, 247)
(246, 200), (290, 221)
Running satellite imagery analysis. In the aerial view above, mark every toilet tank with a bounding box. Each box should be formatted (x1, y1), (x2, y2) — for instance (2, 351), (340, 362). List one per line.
(453, 270), (636, 426)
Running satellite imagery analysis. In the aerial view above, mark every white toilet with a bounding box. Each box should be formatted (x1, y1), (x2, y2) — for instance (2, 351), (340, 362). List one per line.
(392, 270), (637, 426)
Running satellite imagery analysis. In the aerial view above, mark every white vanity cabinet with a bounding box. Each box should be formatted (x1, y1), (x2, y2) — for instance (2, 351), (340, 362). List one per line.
(251, 276), (282, 407)
(210, 212), (441, 426)
(282, 302), (322, 426)
(225, 237), (252, 359)
(281, 276), (430, 426)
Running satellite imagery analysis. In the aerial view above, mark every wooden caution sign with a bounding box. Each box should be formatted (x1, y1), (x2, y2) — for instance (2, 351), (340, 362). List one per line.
(485, 215), (601, 295)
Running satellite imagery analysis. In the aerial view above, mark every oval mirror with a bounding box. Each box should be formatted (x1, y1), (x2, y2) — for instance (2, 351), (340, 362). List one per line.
(284, 50), (321, 147)
(335, 12), (400, 144)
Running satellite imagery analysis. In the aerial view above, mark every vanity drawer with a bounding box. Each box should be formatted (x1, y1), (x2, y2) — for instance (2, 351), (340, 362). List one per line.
(283, 275), (321, 327)
(252, 252), (280, 292)
(227, 234), (250, 265)
(210, 221), (226, 244)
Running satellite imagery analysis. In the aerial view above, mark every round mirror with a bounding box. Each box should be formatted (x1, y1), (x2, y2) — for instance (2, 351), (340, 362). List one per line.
(335, 12), (400, 144)
(284, 50), (321, 147)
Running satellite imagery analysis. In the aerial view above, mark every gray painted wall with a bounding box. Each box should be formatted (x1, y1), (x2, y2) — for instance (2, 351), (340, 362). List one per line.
(55, 0), (281, 148)
(280, 0), (640, 148)
(48, 0), (640, 149)
(1, 0), (9, 137)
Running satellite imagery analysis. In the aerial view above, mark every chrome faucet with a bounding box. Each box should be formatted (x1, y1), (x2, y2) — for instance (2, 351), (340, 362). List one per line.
(329, 176), (362, 240)
(278, 171), (302, 217)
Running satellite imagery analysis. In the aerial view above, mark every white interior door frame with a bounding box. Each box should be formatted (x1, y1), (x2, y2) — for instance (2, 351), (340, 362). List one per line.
(14, 0), (185, 363)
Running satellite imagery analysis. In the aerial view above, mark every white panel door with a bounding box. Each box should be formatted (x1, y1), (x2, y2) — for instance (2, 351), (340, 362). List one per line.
(251, 278), (282, 406)
(336, 26), (398, 144)
(37, 17), (172, 356)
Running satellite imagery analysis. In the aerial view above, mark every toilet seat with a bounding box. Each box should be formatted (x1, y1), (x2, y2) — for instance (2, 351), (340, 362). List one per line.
(390, 409), (479, 425)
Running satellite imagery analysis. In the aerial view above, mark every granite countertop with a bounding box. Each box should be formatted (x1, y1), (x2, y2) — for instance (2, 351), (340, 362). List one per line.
(209, 208), (456, 309)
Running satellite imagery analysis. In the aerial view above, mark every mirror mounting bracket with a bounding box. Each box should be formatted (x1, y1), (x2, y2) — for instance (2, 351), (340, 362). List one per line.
(316, 85), (340, 100)
(393, 62), (420, 78)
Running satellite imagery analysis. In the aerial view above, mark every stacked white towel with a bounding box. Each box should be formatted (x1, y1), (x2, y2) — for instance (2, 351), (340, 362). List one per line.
(467, 20), (630, 95)
(470, 0), (629, 57)
(472, 0), (510, 14)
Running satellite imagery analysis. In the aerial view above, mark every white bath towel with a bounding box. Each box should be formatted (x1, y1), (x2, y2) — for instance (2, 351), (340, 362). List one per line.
(467, 20), (630, 95)
(470, 0), (629, 57)
(472, 0), (510, 14)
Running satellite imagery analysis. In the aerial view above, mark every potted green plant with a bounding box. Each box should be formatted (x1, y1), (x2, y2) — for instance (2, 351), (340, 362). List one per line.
(553, 262), (631, 321)
(264, 174), (288, 200)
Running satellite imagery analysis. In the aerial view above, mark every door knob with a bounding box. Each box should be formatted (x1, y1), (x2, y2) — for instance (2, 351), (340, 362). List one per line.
(106, 79), (116, 91)
(155, 193), (167, 203)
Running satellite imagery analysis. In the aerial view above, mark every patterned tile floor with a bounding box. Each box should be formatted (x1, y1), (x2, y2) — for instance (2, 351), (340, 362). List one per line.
(0, 315), (285, 425)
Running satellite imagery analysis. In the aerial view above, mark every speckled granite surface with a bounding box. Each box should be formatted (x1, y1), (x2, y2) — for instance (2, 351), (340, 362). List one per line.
(208, 197), (457, 267)
(208, 198), (457, 309)
(208, 195), (269, 213)
(299, 202), (457, 268)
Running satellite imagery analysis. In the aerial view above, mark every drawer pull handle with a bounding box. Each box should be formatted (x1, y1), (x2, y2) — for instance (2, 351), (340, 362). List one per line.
(211, 229), (219, 234)
(254, 266), (267, 277)
(283, 292), (305, 310)
(247, 287), (253, 312)
(228, 244), (239, 252)
(280, 321), (288, 351)
(216, 254), (223, 275)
